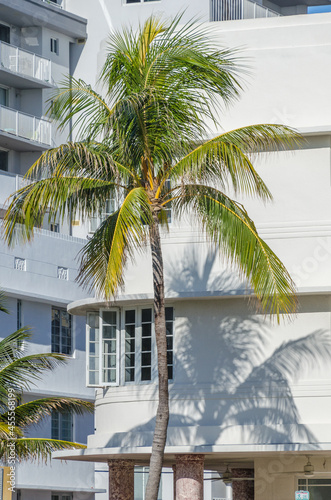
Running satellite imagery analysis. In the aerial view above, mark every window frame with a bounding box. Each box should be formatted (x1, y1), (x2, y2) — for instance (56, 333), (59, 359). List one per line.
(51, 411), (73, 442)
(86, 306), (174, 387)
(86, 309), (121, 388)
(51, 307), (72, 355)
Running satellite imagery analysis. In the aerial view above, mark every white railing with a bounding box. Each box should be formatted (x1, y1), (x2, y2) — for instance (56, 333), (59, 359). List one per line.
(0, 41), (51, 83)
(210, 0), (281, 21)
(0, 105), (52, 146)
(41, 0), (63, 8)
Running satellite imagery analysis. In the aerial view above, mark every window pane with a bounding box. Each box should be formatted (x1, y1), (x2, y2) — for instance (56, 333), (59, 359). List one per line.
(141, 367), (151, 381)
(142, 352), (151, 366)
(103, 325), (116, 339)
(142, 338), (151, 351)
(125, 310), (135, 324)
(142, 308), (152, 323)
(125, 368), (134, 382)
(165, 307), (173, 321)
(103, 311), (117, 325)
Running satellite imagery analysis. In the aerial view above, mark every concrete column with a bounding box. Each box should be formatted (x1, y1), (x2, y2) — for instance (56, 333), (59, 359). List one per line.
(108, 459), (134, 500)
(174, 454), (204, 500)
(232, 468), (254, 500)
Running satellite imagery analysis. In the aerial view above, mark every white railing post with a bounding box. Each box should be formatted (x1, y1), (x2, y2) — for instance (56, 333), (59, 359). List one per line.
(15, 109), (19, 137)
(242, 0), (244, 19)
(16, 46), (19, 73)
(33, 116), (36, 142)
(254, 1), (256, 18)
(33, 53), (36, 79)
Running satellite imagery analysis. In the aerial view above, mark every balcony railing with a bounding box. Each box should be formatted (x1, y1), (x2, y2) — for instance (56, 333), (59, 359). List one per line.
(41, 0), (63, 8)
(0, 106), (52, 146)
(211, 0), (281, 21)
(0, 41), (51, 83)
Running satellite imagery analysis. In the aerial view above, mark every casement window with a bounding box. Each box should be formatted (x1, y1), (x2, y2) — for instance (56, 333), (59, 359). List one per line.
(51, 411), (73, 441)
(51, 307), (72, 355)
(50, 37), (59, 54)
(87, 307), (174, 387)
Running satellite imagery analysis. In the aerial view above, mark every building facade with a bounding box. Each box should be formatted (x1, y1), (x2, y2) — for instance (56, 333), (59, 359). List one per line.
(0, 2), (100, 500)
(55, 2), (331, 500)
(2, 1), (331, 500)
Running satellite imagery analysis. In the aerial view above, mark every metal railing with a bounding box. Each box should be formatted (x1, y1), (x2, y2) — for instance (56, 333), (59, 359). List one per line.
(210, 0), (281, 21)
(41, 0), (63, 8)
(0, 41), (51, 83)
(0, 105), (52, 146)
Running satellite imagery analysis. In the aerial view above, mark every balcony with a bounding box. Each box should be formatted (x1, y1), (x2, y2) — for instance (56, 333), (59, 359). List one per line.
(0, 105), (52, 151)
(211, 0), (281, 20)
(0, 170), (28, 209)
(0, 41), (52, 89)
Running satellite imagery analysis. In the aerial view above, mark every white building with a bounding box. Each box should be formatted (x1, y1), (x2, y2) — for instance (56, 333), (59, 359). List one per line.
(0, 2), (101, 500)
(2, 1), (331, 500)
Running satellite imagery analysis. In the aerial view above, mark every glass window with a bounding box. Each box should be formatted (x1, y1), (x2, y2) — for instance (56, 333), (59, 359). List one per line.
(86, 307), (174, 387)
(125, 310), (136, 382)
(165, 307), (174, 380)
(50, 38), (59, 54)
(0, 24), (10, 43)
(51, 308), (72, 355)
(17, 299), (22, 330)
(51, 412), (73, 441)
(0, 151), (8, 171)
(298, 478), (331, 499)
(141, 308), (152, 381)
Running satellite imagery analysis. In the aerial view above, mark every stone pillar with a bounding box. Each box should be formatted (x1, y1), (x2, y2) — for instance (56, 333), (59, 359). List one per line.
(232, 468), (254, 500)
(108, 459), (134, 500)
(174, 454), (204, 500)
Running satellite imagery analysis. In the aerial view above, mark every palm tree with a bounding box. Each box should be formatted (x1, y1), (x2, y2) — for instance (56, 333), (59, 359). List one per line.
(0, 321), (93, 461)
(4, 15), (298, 499)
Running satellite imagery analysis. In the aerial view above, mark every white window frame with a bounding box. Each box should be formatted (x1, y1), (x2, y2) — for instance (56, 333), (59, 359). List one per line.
(51, 411), (73, 442)
(86, 309), (120, 387)
(86, 306), (174, 387)
(51, 307), (72, 355)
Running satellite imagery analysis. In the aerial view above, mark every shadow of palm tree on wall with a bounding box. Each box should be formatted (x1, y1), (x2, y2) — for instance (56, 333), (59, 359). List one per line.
(104, 248), (331, 452)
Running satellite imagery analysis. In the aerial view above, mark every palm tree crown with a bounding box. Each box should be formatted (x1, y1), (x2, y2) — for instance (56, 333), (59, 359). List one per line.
(4, 15), (298, 499)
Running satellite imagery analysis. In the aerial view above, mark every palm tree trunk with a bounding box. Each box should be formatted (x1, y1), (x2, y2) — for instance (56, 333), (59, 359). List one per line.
(145, 212), (169, 500)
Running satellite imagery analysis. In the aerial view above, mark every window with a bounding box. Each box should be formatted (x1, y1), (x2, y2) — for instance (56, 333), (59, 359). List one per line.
(50, 223), (59, 233)
(17, 299), (22, 330)
(51, 411), (73, 441)
(0, 151), (8, 171)
(50, 37), (59, 54)
(51, 308), (72, 355)
(52, 494), (73, 500)
(298, 479), (331, 499)
(87, 307), (174, 387)
(0, 24), (10, 43)
(134, 467), (162, 500)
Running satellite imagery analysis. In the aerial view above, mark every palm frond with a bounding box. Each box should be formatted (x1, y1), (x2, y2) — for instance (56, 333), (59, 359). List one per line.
(0, 289), (8, 314)
(4, 398), (93, 428)
(173, 184), (297, 320)
(0, 438), (86, 462)
(169, 124), (302, 199)
(78, 187), (152, 298)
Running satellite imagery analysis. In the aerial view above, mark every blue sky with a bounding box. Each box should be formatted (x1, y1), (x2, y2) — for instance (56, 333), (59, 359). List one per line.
(308, 4), (331, 12)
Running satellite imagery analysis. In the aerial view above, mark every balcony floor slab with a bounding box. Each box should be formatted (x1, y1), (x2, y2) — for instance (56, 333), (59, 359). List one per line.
(0, 130), (50, 151)
(0, 67), (53, 89)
